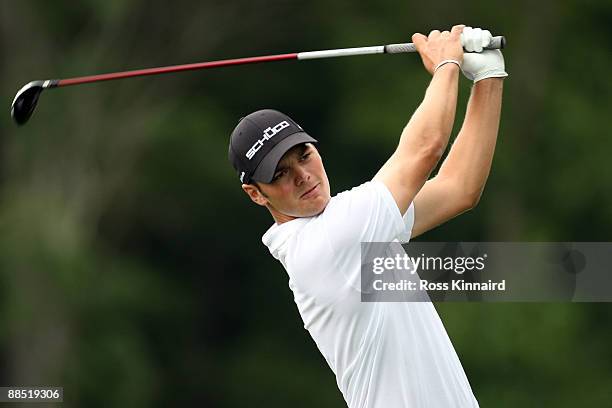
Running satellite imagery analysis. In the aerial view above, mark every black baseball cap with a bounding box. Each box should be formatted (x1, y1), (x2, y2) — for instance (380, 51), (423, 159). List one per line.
(228, 109), (317, 184)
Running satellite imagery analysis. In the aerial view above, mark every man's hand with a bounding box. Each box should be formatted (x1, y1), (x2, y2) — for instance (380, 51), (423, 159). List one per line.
(460, 26), (508, 82)
(461, 26), (493, 53)
(412, 25), (465, 75)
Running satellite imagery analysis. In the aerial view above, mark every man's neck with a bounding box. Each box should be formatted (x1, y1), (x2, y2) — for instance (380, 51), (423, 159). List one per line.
(267, 201), (330, 225)
(270, 209), (297, 225)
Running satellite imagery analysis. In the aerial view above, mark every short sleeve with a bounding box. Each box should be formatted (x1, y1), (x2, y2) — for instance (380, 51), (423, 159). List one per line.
(397, 202), (415, 244)
(320, 180), (412, 252)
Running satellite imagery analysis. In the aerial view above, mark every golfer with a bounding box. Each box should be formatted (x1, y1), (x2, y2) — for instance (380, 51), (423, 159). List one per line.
(228, 25), (506, 408)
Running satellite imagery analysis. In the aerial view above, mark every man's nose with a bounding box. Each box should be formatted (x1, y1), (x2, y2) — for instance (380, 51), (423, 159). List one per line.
(294, 165), (310, 185)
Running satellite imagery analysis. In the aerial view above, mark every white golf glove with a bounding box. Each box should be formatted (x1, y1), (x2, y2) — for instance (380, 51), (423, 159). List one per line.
(460, 26), (508, 82)
(461, 26), (492, 53)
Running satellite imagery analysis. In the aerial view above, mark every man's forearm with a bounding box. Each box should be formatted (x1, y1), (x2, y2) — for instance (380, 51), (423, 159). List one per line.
(400, 65), (460, 160)
(437, 78), (504, 201)
(377, 65), (460, 185)
(374, 65), (460, 214)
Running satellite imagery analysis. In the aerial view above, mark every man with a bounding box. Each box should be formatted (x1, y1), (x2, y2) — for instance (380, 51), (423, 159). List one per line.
(228, 25), (506, 407)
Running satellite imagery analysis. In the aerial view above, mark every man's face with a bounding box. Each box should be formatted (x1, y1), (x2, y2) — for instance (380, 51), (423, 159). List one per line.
(243, 143), (331, 220)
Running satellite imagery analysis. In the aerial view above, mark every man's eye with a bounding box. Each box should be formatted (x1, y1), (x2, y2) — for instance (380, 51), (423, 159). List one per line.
(272, 170), (287, 181)
(300, 153), (311, 161)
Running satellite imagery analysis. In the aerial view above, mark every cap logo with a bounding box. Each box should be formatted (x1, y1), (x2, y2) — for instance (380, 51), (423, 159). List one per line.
(246, 121), (290, 160)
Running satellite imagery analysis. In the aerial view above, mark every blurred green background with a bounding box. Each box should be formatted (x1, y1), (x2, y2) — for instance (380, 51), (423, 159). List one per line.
(1, 1), (611, 407)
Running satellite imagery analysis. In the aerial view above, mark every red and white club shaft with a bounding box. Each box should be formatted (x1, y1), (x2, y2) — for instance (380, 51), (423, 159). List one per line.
(46, 36), (505, 88)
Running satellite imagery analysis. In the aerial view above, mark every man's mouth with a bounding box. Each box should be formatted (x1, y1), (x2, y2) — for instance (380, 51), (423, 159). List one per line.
(301, 183), (320, 199)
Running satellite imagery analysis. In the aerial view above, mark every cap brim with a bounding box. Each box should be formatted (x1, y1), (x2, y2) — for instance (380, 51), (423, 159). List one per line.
(251, 132), (317, 183)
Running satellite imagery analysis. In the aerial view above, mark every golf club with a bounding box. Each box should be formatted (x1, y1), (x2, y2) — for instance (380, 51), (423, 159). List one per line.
(11, 36), (505, 126)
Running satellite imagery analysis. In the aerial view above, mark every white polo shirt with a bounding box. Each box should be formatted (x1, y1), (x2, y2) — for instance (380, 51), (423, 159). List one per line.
(262, 180), (479, 408)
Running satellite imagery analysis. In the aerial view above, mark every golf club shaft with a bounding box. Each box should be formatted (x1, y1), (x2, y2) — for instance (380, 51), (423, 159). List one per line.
(48, 36), (505, 88)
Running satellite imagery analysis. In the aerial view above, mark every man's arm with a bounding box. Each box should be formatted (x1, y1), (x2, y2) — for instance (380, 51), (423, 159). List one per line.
(374, 25), (465, 215)
(411, 78), (504, 238)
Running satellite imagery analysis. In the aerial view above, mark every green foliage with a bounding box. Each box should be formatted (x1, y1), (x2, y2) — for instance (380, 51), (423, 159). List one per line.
(1, 0), (611, 406)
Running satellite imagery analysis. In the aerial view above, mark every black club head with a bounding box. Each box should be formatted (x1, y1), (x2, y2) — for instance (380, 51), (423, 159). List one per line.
(11, 81), (46, 125)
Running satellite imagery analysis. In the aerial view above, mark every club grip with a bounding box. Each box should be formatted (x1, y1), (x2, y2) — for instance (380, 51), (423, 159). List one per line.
(385, 35), (506, 54)
(488, 36), (506, 50)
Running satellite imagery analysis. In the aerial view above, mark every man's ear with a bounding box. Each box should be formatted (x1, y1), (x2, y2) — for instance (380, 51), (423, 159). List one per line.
(242, 183), (268, 206)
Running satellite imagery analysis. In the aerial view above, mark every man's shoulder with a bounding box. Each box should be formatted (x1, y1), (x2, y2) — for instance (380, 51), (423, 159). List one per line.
(267, 180), (397, 256)
(325, 180), (383, 210)
(322, 180), (391, 217)
(333, 180), (380, 198)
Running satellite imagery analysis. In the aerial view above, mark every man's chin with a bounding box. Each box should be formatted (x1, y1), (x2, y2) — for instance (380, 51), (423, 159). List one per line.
(300, 196), (330, 217)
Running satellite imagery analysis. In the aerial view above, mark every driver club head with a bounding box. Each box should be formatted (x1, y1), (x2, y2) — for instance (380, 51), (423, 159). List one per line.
(11, 80), (47, 125)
